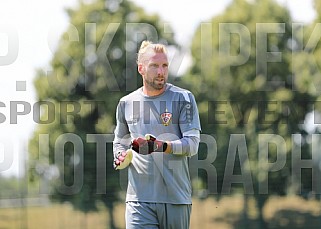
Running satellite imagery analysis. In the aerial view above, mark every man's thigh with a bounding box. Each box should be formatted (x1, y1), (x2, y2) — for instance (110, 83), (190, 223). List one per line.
(156, 203), (191, 229)
(126, 202), (159, 229)
(126, 202), (191, 229)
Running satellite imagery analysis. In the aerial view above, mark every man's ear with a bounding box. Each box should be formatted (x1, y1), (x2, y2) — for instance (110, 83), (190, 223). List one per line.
(138, 63), (144, 76)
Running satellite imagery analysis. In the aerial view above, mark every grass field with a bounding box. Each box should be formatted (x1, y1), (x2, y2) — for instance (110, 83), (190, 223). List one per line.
(0, 195), (320, 229)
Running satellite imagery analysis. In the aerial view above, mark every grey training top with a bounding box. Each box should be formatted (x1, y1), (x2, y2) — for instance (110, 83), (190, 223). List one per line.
(113, 83), (201, 204)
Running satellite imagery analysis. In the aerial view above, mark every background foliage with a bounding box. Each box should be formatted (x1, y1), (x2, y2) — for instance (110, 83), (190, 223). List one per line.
(0, 0), (318, 228)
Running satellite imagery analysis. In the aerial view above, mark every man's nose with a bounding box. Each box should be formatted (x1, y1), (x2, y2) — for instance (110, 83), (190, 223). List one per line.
(158, 66), (165, 75)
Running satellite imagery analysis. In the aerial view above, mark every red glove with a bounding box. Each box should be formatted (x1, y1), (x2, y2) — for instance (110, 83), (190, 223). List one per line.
(131, 134), (167, 155)
(113, 149), (133, 170)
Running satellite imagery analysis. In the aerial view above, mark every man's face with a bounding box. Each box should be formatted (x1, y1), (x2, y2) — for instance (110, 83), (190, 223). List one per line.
(139, 52), (169, 92)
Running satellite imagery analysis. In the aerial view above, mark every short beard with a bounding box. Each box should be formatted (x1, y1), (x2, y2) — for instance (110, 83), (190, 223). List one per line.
(146, 79), (166, 91)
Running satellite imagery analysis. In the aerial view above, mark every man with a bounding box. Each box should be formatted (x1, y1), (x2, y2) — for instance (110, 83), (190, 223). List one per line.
(113, 40), (201, 228)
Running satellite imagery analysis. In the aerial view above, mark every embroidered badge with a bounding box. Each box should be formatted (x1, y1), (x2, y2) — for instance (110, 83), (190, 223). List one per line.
(160, 109), (172, 126)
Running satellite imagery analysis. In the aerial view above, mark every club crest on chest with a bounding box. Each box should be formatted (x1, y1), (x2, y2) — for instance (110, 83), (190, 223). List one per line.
(160, 110), (172, 126)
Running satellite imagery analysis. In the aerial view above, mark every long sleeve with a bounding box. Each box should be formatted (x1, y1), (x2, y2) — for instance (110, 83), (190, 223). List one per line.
(170, 129), (200, 157)
(113, 101), (131, 157)
(170, 90), (201, 157)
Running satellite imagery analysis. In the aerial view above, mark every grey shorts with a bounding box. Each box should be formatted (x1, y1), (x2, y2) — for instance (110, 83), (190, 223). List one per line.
(125, 201), (191, 229)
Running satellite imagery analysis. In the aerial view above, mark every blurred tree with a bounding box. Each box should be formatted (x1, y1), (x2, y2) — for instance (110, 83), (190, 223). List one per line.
(28, 0), (175, 228)
(0, 176), (21, 199)
(182, 0), (319, 228)
(290, 0), (321, 199)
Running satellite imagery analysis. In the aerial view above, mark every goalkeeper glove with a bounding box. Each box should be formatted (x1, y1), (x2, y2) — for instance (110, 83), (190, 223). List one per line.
(131, 134), (168, 155)
(113, 149), (133, 170)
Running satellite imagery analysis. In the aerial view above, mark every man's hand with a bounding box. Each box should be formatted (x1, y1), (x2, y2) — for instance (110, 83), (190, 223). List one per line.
(131, 134), (168, 155)
(113, 149), (133, 170)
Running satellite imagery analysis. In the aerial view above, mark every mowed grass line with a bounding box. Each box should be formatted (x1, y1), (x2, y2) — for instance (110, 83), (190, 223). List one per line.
(0, 203), (109, 229)
(0, 196), (320, 229)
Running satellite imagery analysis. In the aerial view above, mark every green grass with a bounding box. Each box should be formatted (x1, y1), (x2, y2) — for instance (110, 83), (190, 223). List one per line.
(0, 196), (320, 229)
(0, 203), (109, 229)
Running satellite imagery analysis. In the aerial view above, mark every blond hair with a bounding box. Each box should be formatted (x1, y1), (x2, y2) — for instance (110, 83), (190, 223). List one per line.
(137, 41), (167, 64)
